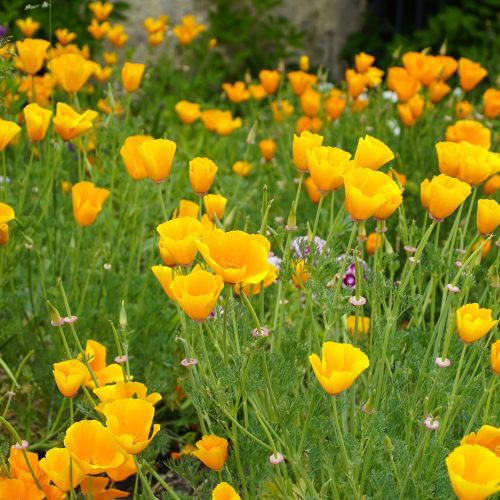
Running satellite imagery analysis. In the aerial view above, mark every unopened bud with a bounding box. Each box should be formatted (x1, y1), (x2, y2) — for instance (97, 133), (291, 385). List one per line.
(119, 300), (127, 330)
(47, 301), (64, 327)
(383, 435), (394, 453)
(246, 121), (257, 145)
(285, 204), (297, 232)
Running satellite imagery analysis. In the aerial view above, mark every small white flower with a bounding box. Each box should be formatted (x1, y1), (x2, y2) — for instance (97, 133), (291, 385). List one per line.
(435, 357), (451, 368)
(423, 416), (440, 431)
(268, 452), (285, 465)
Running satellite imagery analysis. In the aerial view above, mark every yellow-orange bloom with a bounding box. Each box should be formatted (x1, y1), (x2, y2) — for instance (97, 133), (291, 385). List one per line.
(80, 476), (128, 498)
(103, 51), (117, 66)
(0, 478), (44, 499)
(39, 447), (84, 492)
(270, 100), (294, 121)
(456, 303), (498, 344)
(64, 420), (126, 474)
(298, 54), (309, 71)
(307, 146), (352, 193)
(198, 229), (271, 284)
(189, 157), (218, 195)
(309, 341), (369, 395)
(353, 135), (394, 170)
(121, 62), (145, 93)
(107, 24), (128, 47)
(304, 176), (321, 204)
(233, 263), (277, 297)
(222, 81), (250, 103)
(436, 141), (499, 186)
(445, 444), (500, 499)
(53, 102), (98, 141)
(204, 194), (227, 221)
(149, 30), (165, 47)
(249, 84), (267, 100)
(94, 381), (162, 413)
(192, 435), (229, 471)
(0, 118), (21, 151)
(344, 168), (400, 221)
(172, 199), (199, 219)
(365, 66), (384, 87)
(355, 52), (375, 73)
(287, 71), (317, 96)
(170, 267), (224, 321)
(346, 315), (371, 336)
(232, 160), (252, 177)
(345, 69), (366, 99)
(102, 398), (160, 454)
(484, 174), (500, 195)
(157, 216), (204, 267)
(15, 38), (50, 75)
(9, 446), (47, 488)
(89, 1), (114, 21)
(55, 28), (77, 46)
(88, 19), (110, 39)
(325, 95), (346, 121)
(120, 135), (154, 180)
(81, 339), (124, 388)
(456, 100), (473, 119)
(446, 120), (491, 149)
(483, 88), (500, 119)
(72, 181), (109, 227)
(292, 130), (324, 172)
(212, 482), (241, 500)
(53, 359), (88, 398)
(259, 139), (276, 161)
(292, 259), (308, 288)
(175, 100), (201, 124)
(144, 16), (168, 35)
(0, 205), (13, 245)
(477, 199), (500, 235)
(259, 69), (280, 94)
(300, 87), (321, 117)
(139, 138), (176, 182)
(402, 52), (441, 86)
(435, 55), (458, 80)
(458, 57), (488, 91)
(461, 425), (500, 456)
(490, 340), (500, 375)
(0, 202), (15, 236)
(151, 264), (177, 301)
(23, 103), (52, 142)
(365, 232), (383, 255)
(387, 66), (420, 102)
(50, 54), (98, 93)
(16, 17), (40, 37)
(421, 174), (471, 221)
(429, 80), (451, 103)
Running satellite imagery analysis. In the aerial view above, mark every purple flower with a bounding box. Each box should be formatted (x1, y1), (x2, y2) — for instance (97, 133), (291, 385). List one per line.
(336, 255), (369, 290)
(0, 25), (8, 38)
(268, 252), (282, 271)
(343, 273), (356, 288)
(291, 236), (327, 261)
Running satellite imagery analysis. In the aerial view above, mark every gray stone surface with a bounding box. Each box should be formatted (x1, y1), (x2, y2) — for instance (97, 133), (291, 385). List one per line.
(124, 0), (366, 76)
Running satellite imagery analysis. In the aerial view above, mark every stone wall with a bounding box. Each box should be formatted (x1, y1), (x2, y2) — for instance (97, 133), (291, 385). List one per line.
(124, 0), (366, 77)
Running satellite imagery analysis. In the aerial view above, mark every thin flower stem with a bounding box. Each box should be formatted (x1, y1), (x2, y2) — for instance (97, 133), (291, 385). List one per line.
(0, 416), (43, 491)
(143, 461), (181, 500)
(157, 182), (168, 220)
(312, 194), (324, 239)
(332, 397), (360, 498)
(134, 456), (156, 499)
